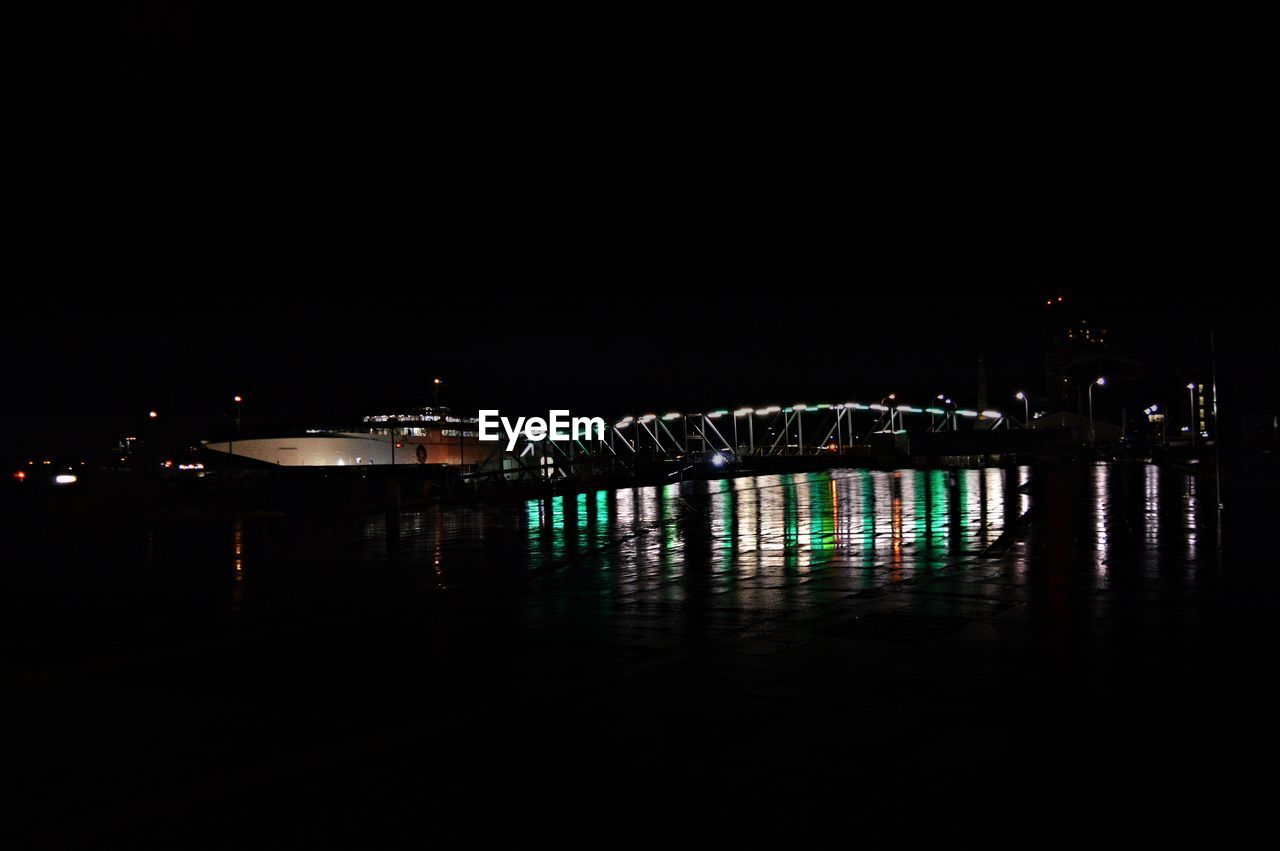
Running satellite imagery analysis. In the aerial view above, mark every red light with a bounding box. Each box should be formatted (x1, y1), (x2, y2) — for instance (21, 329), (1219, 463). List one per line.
(13, 470), (25, 481)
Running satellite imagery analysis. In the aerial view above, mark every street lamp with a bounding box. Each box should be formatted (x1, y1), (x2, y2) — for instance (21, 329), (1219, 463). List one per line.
(233, 396), (243, 434)
(433, 377), (443, 407)
(1088, 377), (1105, 447)
(1015, 391), (1029, 428)
(933, 394), (955, 431)
(148, 410), (158, 419)
(879, 394), (897, 431)
(1186, 383), (1197, 447)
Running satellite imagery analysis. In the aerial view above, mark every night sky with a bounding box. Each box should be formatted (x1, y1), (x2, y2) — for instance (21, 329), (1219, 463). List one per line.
(8, 6), (1267, 459)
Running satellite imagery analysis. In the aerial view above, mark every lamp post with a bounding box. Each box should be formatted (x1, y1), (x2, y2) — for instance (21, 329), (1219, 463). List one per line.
(933, 395), (955, 431)
(1088, 377), (1105, 447)
(1186, 383), (1197, 447)
(793, 404), (807, 454)
(145, 410), (158, 462)
(231, 396), (243, 457)
(1015, 391), (1029, 428)
(433, 377), (442, 408)
(880, 394), (897, 431)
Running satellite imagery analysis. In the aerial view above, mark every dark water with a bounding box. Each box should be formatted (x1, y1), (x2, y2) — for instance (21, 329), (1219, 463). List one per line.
(4, 464), (1273, 843)
(4, 468), (1032, 663)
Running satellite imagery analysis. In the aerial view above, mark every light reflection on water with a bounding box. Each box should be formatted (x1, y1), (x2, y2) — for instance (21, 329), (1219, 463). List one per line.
(1094, 463), (1110, 576)
(204, 463), (1209, 605)
(1184, 473), (1199, 564)
(519, 468), (1030, 582)
(2, 463), (1223, 666)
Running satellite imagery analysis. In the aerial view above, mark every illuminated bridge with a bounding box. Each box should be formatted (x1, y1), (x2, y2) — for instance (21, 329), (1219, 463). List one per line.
(481, 397), (1027, 483)
(608, 398), (1012, 459)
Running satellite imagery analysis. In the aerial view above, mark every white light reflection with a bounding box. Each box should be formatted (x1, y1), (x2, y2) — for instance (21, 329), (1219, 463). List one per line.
(984, 467), (1004, 547)
(872, 472), (894, 562)
(1094, 463), (1109, 576)
(795, 475), (813, 571)
(1185, 473), (1198, 564)
(1144, 463), (1160, 553)
(1017, 465), (1031, 516)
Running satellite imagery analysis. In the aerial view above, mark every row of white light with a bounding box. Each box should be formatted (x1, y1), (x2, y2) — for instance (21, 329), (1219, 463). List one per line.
(615, 404), (1002, 429)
